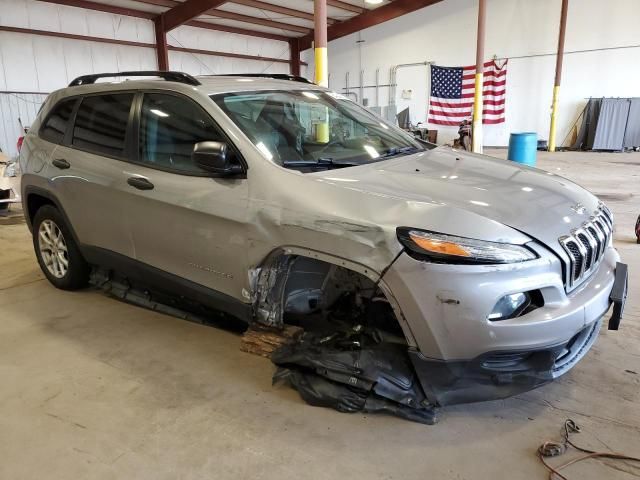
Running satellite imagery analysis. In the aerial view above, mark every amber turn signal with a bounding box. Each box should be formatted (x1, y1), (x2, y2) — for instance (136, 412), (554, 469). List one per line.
(408, 233), (471, 257)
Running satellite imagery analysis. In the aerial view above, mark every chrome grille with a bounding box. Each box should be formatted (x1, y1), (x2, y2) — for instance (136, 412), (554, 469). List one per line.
(559, 204), (613, 291)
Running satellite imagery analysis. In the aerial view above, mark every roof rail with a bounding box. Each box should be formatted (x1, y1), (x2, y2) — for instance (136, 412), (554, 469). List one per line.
(68, 71), (201, 87)
(210, 74), (313, 84)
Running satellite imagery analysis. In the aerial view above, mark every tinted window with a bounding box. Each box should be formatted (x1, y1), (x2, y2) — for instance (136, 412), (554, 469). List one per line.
(139, 93), (224, 173)
(40, 98), (76, 144)
(72, 94), (133, 158)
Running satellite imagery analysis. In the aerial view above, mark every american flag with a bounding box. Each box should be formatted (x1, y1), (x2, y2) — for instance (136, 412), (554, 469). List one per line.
(428, 60), (507, 126)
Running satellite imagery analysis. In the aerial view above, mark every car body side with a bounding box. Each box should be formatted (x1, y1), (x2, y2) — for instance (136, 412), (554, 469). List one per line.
(20, 78), (622, 406)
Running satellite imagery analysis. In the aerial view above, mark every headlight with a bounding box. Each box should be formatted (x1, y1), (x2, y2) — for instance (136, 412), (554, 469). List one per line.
(397, 228), (538, 264)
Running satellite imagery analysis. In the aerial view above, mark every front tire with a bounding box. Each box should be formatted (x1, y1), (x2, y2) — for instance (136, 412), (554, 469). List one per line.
(33, 205), (89, 290)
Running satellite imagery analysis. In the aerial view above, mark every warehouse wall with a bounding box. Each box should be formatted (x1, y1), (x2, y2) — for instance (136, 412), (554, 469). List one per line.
(0, 0), (290, 157)
(302, 0), (640, 147)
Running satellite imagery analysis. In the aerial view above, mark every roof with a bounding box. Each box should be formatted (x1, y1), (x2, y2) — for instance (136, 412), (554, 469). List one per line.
(53, 73), (326, 101)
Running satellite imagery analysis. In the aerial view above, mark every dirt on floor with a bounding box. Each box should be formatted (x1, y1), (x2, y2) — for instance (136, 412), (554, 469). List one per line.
(0, 150), (639, 480)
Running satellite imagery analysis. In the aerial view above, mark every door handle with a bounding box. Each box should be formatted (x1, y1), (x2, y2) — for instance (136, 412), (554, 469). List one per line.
(52, 158), (70, 169)
(127, 176), (154, 191)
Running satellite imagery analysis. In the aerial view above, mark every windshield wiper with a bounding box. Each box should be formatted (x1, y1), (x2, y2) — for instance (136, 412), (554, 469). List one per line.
(379, 146), (421, 158)
(283, 158), (358, 169)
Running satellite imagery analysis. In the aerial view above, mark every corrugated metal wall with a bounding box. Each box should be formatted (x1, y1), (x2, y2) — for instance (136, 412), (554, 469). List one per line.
(0, 91), (48, 158)
(0, 0), (297, 156)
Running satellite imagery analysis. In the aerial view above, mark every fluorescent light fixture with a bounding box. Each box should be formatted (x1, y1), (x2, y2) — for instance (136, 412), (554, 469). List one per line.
(150, 109), (169, 117)
(365, 0), (384, 4)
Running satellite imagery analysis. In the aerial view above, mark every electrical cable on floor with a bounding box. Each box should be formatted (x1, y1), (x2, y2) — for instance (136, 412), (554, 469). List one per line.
(538, 419), (640, 480)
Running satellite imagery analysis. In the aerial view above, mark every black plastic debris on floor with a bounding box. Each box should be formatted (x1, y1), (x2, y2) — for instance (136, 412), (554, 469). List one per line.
(271, 326), (437, 425)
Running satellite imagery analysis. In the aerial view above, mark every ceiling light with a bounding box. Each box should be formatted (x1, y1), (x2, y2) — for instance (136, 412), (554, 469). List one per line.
(365, 0), (384, 4)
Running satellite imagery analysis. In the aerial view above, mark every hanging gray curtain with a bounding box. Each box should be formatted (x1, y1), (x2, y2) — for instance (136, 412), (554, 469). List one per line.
(592, 98), (631, 150)
(572, 98), (601, 150)
(623, 99), (640, 148)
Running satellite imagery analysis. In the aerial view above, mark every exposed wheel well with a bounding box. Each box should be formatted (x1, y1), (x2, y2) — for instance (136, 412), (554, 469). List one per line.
(26, 193), (55, 227)
(252, 251), (409, 343)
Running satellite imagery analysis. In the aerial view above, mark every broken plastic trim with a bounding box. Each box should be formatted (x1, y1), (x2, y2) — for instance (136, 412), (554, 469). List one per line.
(272, 326), (437, 425)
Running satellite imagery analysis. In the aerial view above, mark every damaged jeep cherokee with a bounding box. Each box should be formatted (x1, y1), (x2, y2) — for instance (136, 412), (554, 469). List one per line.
(20, 71), (628, 409)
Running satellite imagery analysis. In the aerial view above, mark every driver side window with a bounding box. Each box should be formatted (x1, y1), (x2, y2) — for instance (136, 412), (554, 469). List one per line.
(139, 93), (225, 173)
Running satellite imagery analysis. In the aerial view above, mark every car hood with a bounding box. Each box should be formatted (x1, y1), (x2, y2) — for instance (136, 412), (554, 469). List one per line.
(311, 146), (600, 254)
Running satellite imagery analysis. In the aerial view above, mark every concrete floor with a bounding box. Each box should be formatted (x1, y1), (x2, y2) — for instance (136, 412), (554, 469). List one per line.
(1, 150), (639, 479)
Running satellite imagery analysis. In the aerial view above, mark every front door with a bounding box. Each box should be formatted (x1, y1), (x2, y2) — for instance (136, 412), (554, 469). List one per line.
(123, 92), (250, 301)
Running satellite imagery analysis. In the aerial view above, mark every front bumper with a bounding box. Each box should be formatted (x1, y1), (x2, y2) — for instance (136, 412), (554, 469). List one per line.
(0, 168), (21, 209)
(382, 244), (622, 406)
(409, 318), (602, 406)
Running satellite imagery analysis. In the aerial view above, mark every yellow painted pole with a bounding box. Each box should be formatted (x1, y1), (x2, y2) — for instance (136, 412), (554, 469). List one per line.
(549, 0), (569, 152)
(472, 71), (484, 153)
(314, 0), (329, 143)
(472, 0), (486, 154)
(314, 47), (328, 88)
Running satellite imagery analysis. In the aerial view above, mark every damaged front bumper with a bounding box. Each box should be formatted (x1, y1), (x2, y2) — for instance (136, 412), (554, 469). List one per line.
(382, 244), (622, 406)
(409, 318), (602, 406)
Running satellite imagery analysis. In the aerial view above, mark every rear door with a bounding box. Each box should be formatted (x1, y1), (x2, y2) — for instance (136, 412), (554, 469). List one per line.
(123, 91), (250, 300)
(47, 92), (137, 258)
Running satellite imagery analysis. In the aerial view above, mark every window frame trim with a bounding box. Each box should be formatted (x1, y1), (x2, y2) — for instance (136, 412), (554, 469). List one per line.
(37, 97), (81, 146)
(130, 89), (248, 178)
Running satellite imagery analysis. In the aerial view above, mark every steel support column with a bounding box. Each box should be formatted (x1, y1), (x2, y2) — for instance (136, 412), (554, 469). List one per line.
(154, 16), (169, 71)
(314, 0), (329, 142)
(549, 0), (569, 152)
(289, 38), (301, 76)
(472, 0), (486, 154)
(314, 0), (328, 88)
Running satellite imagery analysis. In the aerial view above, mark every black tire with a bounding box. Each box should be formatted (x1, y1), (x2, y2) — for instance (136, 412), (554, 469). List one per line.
(32, 205), (89, 290)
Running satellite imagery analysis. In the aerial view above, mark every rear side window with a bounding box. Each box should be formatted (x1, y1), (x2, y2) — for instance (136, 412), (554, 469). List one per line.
(139, 93), (225, 173)
(72, 94), (134, 158)
(40, 98), (76, 144)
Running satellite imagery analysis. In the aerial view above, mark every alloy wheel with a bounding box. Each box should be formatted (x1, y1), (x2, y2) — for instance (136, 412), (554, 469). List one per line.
(38, 219), (69, 278)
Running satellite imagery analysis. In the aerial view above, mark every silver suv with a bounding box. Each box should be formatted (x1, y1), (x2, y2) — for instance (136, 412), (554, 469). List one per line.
(20, 71), (627, 406)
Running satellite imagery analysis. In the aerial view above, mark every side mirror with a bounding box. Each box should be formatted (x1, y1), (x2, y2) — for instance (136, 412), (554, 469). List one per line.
(192, 141), (243, 176)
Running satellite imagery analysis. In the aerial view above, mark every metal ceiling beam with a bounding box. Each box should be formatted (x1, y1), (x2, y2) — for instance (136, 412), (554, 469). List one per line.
(186, 19), (289, 41)
(38, 0), (289, 42)
(131, 0), (308, 34)
(299, 0), (443, 51)
(205, 9), (310, 33)
(230, 0), (338, 24)
(0, 25), (299, 64)
(161, 0), (228, 31)
(327, 0), (363, 14)
(36, 0), (155, 19)
(130, 0), (176, 7)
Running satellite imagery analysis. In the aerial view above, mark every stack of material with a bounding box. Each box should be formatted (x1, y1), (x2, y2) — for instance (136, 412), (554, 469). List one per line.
(572, 97), (640, 150)
(240, 324), (304, 358)
(271, 326), (437, 425)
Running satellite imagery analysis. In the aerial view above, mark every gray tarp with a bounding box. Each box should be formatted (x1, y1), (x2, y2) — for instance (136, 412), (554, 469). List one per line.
(592, 98), (631, 150)
(572, 98), (601, 150)
(623, 99), (640, 148)
(572, 97), (640, 151)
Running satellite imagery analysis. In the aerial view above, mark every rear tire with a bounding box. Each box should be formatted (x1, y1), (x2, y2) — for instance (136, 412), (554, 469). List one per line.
(32, 205), (89, 290)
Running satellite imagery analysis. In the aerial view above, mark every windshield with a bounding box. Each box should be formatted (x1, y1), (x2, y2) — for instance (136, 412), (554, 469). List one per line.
(211, 90), (426, 172)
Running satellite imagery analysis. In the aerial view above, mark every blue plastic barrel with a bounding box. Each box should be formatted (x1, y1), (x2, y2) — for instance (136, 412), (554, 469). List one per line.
(507, 132), (537, 166)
